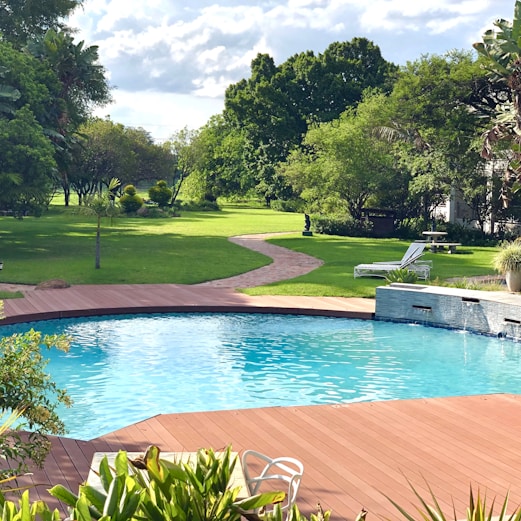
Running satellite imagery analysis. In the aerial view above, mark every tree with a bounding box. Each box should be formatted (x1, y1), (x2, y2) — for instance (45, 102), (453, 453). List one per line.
(84, 177), (120, 269)
(381, 51), (490, 226)
(224, 38), (397, 204)
(28, 30), (111, 125)
(26, 29), (112, 205)
(0, 106), (56, 215)
(70, 120), (174, 206)
(0, 0), (81, 48)
(280, 93), (394, 219)
(308, 38), (397, 122)
(0, 66), (20, 115)
(0, 329), (71, 478)
(70, 119), (136, 204)
(474, 0), (521, 206)
(164, 128), (200, 203)
(0, 34), (112, 212)
(123, 127), (174, 184)
(187, 115), (252, 202)
(0, 40), (62, 212)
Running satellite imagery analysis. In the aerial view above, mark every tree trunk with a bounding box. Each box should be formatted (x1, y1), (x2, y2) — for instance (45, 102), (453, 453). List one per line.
(95, 215), (101, 269)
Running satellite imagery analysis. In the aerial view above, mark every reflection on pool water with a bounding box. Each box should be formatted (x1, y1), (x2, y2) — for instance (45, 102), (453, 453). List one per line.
(3, 313), (521, 440)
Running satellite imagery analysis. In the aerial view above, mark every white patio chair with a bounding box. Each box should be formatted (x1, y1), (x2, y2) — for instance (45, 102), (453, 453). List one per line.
(241, 450), (304, 516)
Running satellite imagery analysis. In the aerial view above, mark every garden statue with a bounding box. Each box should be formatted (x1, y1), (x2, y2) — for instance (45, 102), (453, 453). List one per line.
(302, 214), (312, 236)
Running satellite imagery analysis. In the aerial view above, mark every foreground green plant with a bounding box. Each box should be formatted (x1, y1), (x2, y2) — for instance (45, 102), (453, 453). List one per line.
(0, 490), (60, 521)
(493, 240), (521, 274)
(385, 269), (418, 284)
(386, 479), (521, 521)
(0, 330), (72, 478)
(50, 445), (286, 521)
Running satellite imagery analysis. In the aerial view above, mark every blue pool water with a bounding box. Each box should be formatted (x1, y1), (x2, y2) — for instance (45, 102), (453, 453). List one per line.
(3, 313), (521, 440)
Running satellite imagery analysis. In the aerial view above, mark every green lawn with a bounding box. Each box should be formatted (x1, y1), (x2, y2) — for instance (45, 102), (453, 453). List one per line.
(245, 235), (498, 298)
(0, 204), (499, 297)
(0, 205), (302, 285)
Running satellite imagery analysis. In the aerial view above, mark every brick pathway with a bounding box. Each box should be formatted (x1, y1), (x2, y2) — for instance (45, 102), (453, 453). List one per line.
(196, 233), (323, 288)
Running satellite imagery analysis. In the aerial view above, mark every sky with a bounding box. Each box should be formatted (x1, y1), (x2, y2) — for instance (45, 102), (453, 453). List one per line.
(69, 0), (517, 142)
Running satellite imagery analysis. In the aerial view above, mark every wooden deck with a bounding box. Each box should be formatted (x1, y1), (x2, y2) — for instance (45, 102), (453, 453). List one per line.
(0, 284), (375, 324)
(5, 286), (521, 521)
(18, 395), (521, 521)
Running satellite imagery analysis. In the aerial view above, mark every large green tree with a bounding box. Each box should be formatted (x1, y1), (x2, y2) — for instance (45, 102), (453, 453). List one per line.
(164, 127), (201, 204)
(382, 51), (491, 227)
(0, 2), (112, 211)
(187, 115), (252, 201)
(0, 0), (81, 47)
(0, 106), (56, 214)
(0, 66), (20, 114)
(280, 92), (395, 219)
(0, 41), (60, 212)
(224, 38), (397, 204)
(123, 127), (173, 185)
(27, 29), (111, 128)
(70, 119), (136, 204)
(26, 29), (112, 205)
(474, 0), (521, 207)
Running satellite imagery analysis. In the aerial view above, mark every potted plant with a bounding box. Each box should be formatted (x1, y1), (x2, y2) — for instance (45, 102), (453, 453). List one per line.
(493, 240), (521, 292)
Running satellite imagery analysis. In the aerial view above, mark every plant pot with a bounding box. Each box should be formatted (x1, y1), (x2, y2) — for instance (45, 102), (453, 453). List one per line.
(505, 270), (521, 292)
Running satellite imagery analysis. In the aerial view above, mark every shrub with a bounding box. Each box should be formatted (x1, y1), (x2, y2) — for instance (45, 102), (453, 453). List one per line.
(148, 180), (173, 207)
(493, 240), (521, 274)
(0, 330), (72, 478)
(270, 199), (305, 213)
(120, 185), (144, 214)
(444, 222), (498, 246)
(312, 215), (373, 237)
(394, 218), (427, 240)
(385, 268), (419, 284)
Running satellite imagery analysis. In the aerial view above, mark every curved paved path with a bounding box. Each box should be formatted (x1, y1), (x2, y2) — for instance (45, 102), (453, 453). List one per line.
(196, 233), (323, 288)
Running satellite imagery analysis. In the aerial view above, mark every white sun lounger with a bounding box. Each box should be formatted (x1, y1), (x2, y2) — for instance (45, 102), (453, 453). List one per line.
(354, 242), (431, 280)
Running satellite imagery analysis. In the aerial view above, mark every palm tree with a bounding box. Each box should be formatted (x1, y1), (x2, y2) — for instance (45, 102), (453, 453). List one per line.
(84, 177), (120, 269)
(27, 29), (112, 206)
(473, 0), (521, 206)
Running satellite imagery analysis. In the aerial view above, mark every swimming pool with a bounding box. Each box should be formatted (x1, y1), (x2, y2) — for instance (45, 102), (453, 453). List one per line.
(3, 312), (521, 440)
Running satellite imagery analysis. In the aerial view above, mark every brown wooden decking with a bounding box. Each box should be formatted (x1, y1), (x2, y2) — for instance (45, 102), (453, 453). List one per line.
(0, 284), (375, 324)
(5, 286), (521, 521)
(17, 395), (521, 521)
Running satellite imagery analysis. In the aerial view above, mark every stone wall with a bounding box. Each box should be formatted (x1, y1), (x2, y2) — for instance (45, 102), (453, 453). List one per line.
(375, 283), (521, 340)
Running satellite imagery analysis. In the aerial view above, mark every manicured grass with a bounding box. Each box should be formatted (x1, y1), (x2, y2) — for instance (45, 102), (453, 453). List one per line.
(0, 204), (499, 297)
(0, 205), (302, 285)
(244, 235), (499, 298)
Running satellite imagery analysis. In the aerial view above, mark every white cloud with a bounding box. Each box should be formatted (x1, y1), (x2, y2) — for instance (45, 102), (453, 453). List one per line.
(70, 0), (516, 141)
(94, 90), (224, 142)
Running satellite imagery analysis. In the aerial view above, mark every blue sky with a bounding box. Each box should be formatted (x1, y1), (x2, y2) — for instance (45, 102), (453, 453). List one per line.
(70, 0), (516, 142)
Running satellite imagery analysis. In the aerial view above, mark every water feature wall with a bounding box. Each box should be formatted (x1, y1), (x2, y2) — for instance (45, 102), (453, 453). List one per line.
(375, 283), (521, 339)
